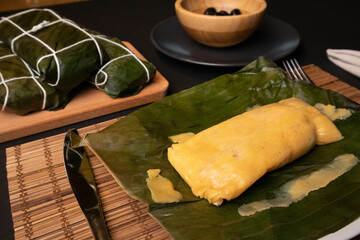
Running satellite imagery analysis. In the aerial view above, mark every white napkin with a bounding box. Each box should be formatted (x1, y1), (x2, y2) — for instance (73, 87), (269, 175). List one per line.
(326, 49), (360, 78)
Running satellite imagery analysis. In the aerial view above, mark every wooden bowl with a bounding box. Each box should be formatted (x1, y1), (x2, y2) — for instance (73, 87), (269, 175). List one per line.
(175, 0), (267, 47)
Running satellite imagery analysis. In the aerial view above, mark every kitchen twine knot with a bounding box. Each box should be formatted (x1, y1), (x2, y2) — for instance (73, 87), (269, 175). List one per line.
(31, 20), (50, 32)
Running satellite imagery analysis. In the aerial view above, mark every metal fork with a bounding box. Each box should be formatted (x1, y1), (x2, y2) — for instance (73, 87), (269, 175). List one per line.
(282, 58), (314, 85)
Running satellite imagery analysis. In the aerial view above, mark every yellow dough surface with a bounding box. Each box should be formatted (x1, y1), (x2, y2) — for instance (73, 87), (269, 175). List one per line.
(167, 97), (343, 206)
(146, 169), (183, 203)
(314, 103), (352, 121)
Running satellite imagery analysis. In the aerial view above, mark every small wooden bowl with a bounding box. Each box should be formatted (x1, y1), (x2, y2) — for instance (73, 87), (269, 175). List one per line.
(175, 0), (267, 47)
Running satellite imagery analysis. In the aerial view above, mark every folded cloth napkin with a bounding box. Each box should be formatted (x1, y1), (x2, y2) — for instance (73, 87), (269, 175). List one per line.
(327, 49), (360, 78)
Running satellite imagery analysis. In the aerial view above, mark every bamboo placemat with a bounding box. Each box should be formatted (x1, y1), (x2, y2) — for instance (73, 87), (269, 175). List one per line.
(303, 64), (360, 103)
(6, 65), (360, 240)
(6, 118), (170, 240)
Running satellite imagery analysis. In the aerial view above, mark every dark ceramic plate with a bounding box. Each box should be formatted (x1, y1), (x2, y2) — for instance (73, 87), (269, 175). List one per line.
(150, 15), (300, 67)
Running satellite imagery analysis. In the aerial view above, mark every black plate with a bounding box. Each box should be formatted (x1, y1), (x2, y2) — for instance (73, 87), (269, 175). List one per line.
(150, 15), (300, 67)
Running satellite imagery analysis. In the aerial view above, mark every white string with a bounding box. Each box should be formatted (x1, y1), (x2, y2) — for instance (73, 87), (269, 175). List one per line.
(0, 8), (104, 87)
(60, 18), (103, 65)
(40, 9), (103, 64)
(1, 76), (34, 83)
(0, 8), (153, 110)
(3, 17), (62, 86)
(32, 68), (40, 76)
(1, 8), (149, 94)
(0, 52), (13, 111)
(94, 54), (131, 88)
(42, 8), (62, 20)
(0, 54), (16, 60)
(0, 75), (47, 111)
(4, 18), (53, 53)
(20, 58), (47, 109)
(0, 72), (9, 111)
(0, 73), (47, 111)
(0, 55), (48, 111)
(31, 20), (50, 32)
(1, 12), (46, 109)
(0, 8), (43, 21)
(93, 35), (151, 85)
(36, 38), (94, 86)
(0, 8), (103, 112)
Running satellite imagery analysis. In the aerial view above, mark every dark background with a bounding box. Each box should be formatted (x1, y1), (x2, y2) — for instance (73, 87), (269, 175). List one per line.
(1, 0), (360, 239)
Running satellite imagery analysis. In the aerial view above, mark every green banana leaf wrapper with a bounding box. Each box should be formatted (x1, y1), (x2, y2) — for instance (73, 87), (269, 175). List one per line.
(0, 8), (157, 98)
(89, 35), (157, 98)
(0, 44), (67, 115)
(0, 8), (102, 94)
(78, 57), (360, 239)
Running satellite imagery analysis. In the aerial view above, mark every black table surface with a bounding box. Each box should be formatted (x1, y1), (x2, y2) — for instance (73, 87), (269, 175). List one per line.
(1, 0), (360, 239)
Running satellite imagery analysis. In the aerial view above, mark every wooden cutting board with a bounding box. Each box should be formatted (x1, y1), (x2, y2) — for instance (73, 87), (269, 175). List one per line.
(5, 65), (360, 240)
(0, 41), (169, 143)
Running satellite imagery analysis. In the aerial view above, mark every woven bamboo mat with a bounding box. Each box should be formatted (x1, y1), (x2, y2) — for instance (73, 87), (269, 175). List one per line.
(303, 64), (360, 103)
(6, 65), (360, 240)
(6, 118), (170, 240)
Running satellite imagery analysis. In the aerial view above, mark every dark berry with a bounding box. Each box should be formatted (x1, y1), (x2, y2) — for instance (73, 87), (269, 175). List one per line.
(204, 7), (216, 15)
(230, 8), (242, 15)
(216, 10), (229, 16)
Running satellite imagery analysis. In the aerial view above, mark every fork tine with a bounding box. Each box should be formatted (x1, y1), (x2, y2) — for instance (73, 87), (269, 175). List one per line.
(292, 59), (313, 84)
(282, 61), (292, 79)
(283, 58), (314, 85)
(283, 60), (296, 79)
(290, 59), (303, 80)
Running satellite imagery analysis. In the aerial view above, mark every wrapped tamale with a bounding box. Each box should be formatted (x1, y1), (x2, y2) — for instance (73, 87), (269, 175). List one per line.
(89, 35), (156, 98)
(0, 8), (103, 94)
(0, 8), (157, 99)
(0, 43), (67, 115)
(0, 8), (158, 115)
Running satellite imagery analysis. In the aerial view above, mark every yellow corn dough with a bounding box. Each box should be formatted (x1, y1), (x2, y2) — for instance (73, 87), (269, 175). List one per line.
(314, 103), (352, 121)
(167, 97), (344, 206)
(146, 169), (183, 203)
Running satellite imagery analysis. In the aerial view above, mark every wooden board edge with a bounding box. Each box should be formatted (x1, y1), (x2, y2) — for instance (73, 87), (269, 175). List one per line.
(0, 42), (169, 143)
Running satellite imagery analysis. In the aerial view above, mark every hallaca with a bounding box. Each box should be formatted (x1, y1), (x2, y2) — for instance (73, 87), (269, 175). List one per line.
(0, 8), (157, 115)
(0, 43), (67, 115)
(0, 8), (103, 94)
(89, 35), (156, 98)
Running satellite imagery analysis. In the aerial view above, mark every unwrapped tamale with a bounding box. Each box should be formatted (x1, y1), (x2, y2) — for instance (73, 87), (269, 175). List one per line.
(90, 35), (156, 98)
(167, 97), (344, 206)
(0, 43), (67, 115)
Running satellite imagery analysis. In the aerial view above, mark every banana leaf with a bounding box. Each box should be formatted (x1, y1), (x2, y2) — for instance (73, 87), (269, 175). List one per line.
(0, 43), (67, 115)
(81, 57), (360, 239)
(0, 8), (102, 94)
(89, 35), (157, 98)
(0, 8), (157, 98)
